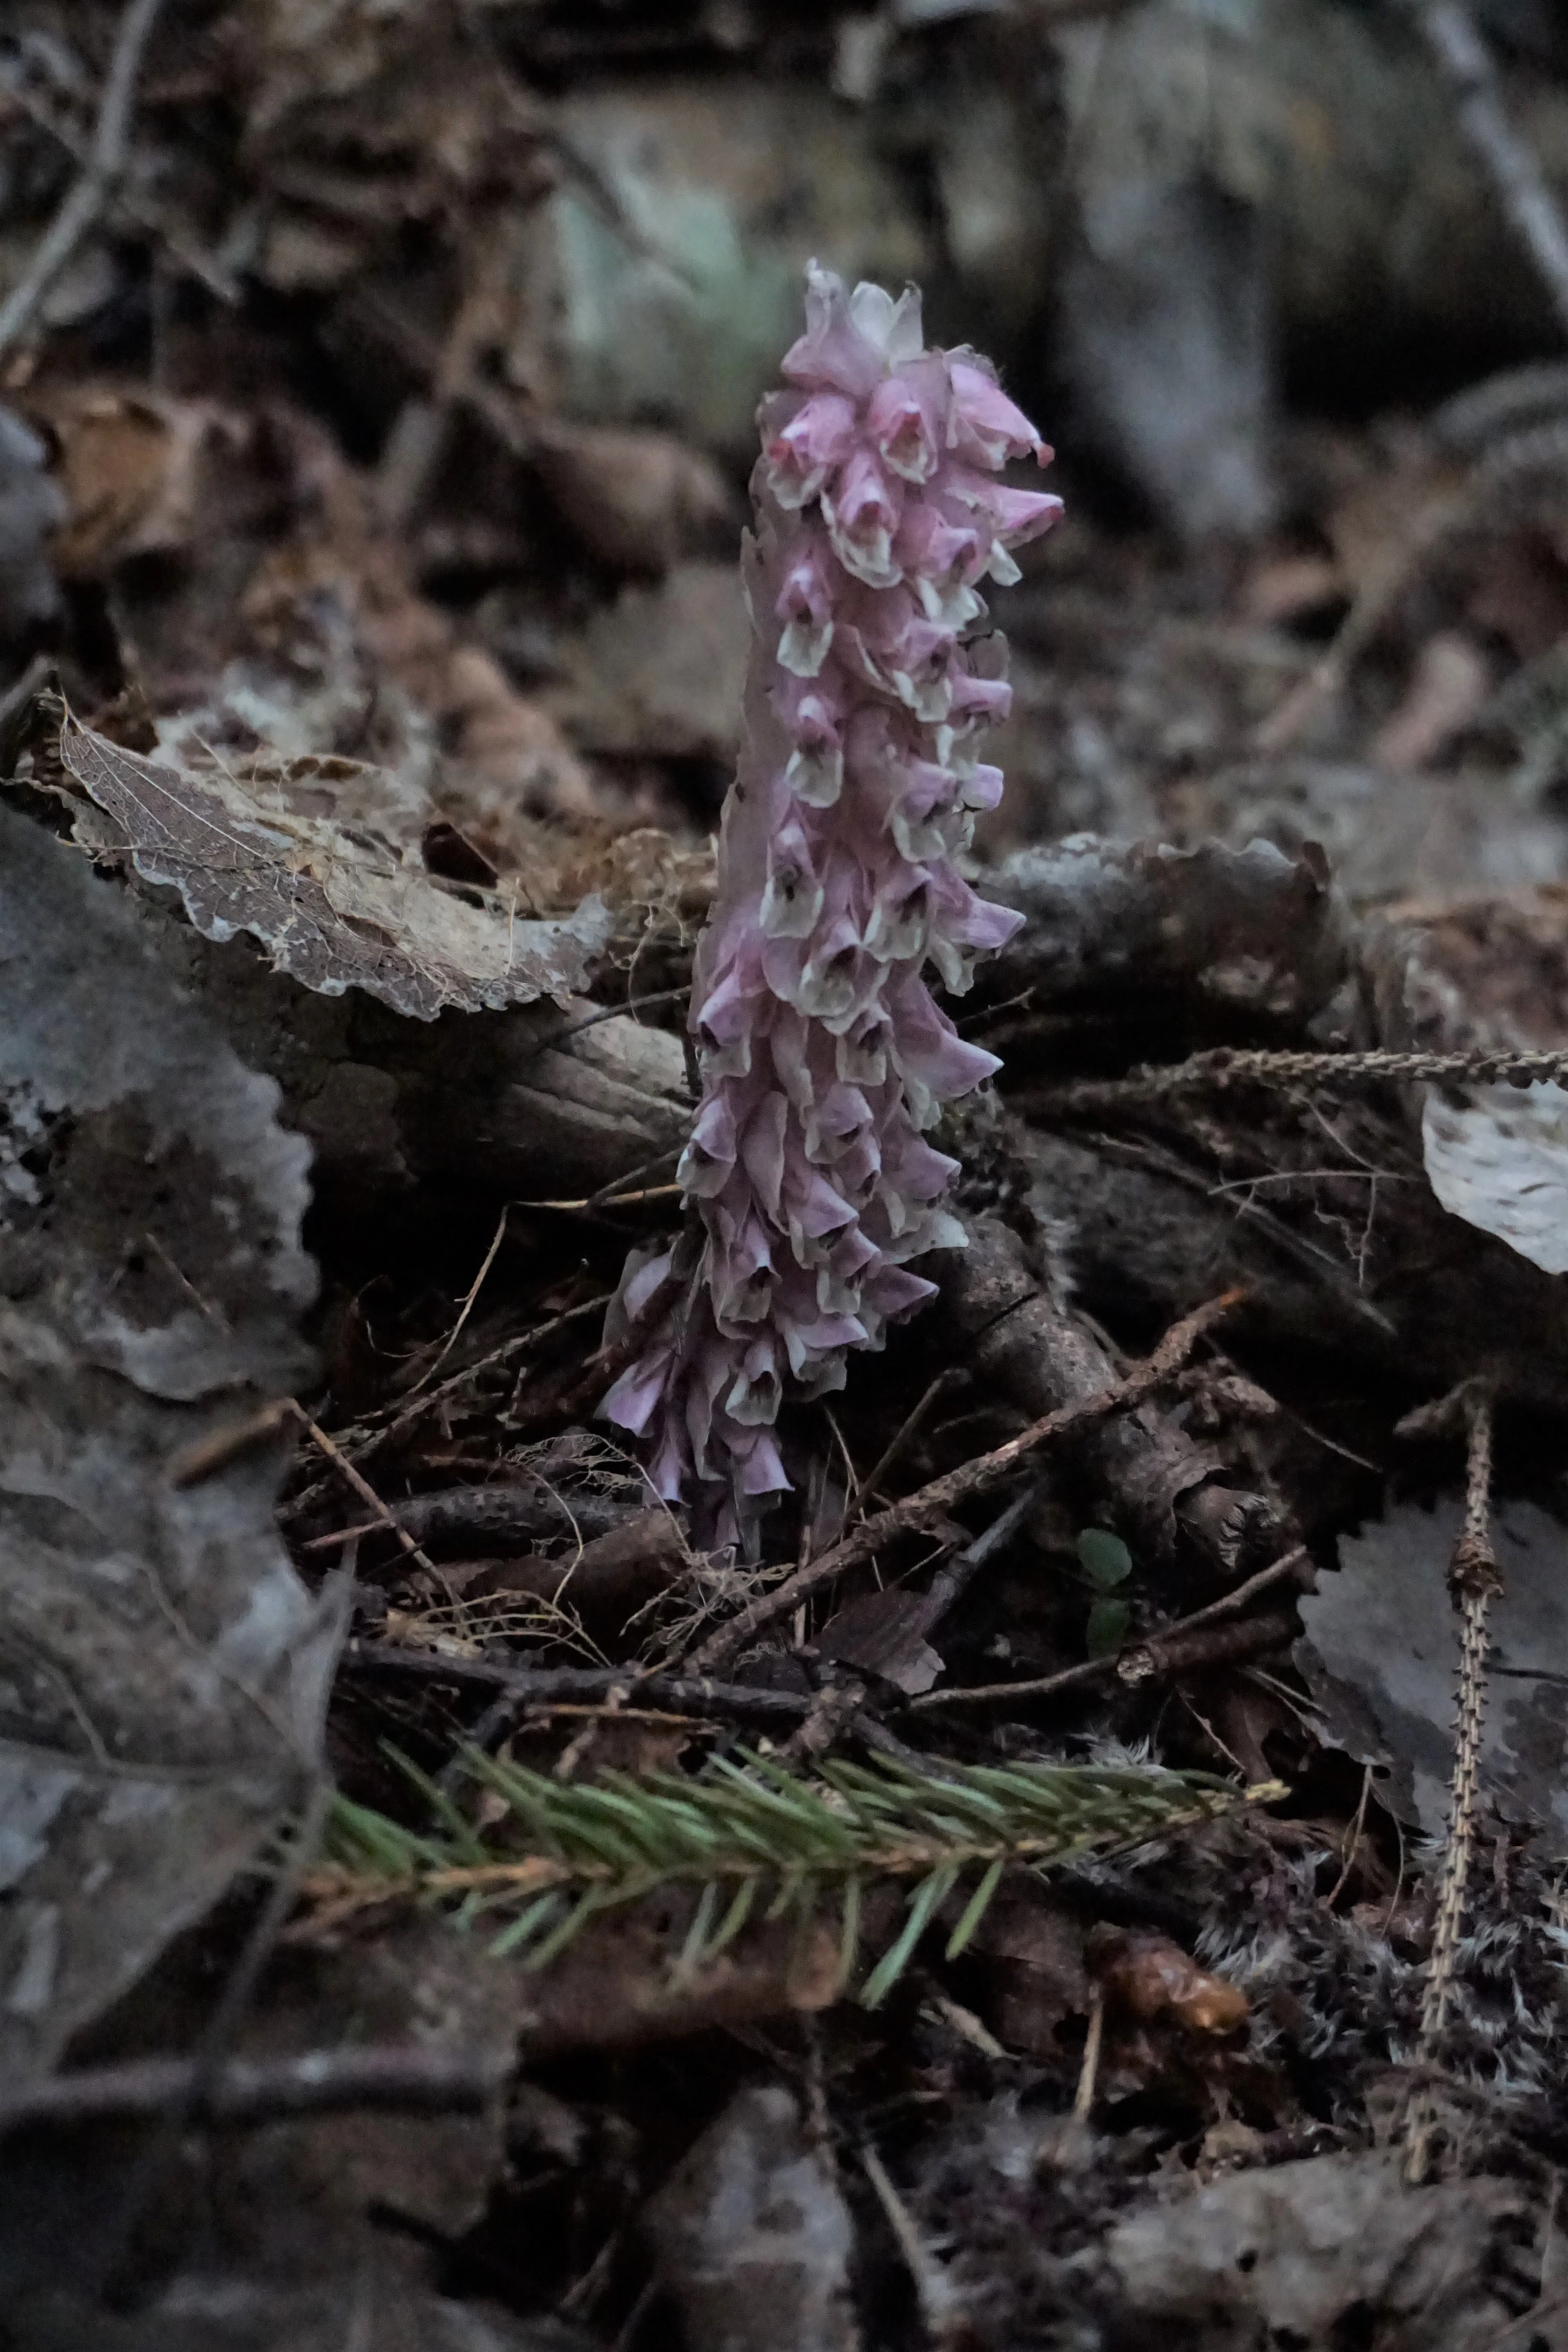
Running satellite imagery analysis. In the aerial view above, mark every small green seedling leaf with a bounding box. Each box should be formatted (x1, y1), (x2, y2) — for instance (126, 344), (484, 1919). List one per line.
(1085, 1595), (1132, 1657)
(1076, 1527), (1132, 1590)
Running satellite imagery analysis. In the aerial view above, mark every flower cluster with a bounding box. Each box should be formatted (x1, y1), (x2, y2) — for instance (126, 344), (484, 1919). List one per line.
(602, 265), (1061, 1541)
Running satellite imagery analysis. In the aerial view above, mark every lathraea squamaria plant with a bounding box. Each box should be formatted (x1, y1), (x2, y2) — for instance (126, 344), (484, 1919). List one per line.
(602, 264), (1062, 1541)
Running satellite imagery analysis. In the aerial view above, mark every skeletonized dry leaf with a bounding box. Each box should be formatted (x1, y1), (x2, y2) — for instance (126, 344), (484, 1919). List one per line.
(0, 803), (340, 2087)
(1423, 1079), (1568, 1275)
(1297, 1496), (1568, 1835)
(24, 706), (611, 1022)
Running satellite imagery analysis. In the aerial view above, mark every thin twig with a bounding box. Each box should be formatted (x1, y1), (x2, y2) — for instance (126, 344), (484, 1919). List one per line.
(401, 1207), (510, 1399)
(860, 2141), (964, 2345)
(1073, 1985), (1105, 2123)
(855, 1368), (966, 1517)
(910, 1546), (1308, 1714)
(328, 1290), (613, 1477)
(1405, 1381), (1499, 2185)
(0, 0), (172, 363)
(512, 1261), (686, 1429)
(527, 987), (691, 1057)
(895, 1479), (1048, 1656)
(0, 64), (238, 302)
(1325, 1764), (1375, 1912)
(168, 1397), (296, 1488)
(688, 1291), (1241, 1675)
(1413, 0), (1568, 338)
(289, 1403), (449, 1588)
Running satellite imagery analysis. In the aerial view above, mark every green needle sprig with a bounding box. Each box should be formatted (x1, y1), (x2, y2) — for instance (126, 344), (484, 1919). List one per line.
(307, 1750), (1278, 2007)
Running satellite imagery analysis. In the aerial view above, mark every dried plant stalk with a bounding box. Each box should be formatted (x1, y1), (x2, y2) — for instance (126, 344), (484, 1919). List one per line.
(1406, 1382), (1499, 2183)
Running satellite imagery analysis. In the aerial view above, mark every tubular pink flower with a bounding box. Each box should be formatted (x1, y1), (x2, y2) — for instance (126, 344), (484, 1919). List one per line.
(947, 356), (1051, 468)
(764, 392), (859, 510)
(822, 446), (904, 588)
(600, 262), (1060, 1543)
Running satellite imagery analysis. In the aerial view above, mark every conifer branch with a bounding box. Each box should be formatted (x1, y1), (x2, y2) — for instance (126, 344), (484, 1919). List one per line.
(302, 1751), (1280, 2007)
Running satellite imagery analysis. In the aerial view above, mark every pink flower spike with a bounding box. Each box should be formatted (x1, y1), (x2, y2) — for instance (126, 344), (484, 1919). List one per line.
(602, 1343), (677, 1439)
(677, 1094), (738, 1197)
(760, 814), (825, 939)
(600, 263), (1058, 1541)
(942, 469), (1065, 552)
(947, 666), (1013, 730)
(733, 1427), (791, 1497)
(848, 279), (925, 368)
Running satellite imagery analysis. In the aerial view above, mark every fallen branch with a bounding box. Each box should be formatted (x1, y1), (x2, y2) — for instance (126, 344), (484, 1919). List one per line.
(688, 1290), (1241, 1675)
(941, 1216), (1286, 1578)
(309, 1747), (1264, 2005)
(338, 1639), (817, 1725)
(0, 2044), (510, 2137)
(909, 1544), (1310, 1714)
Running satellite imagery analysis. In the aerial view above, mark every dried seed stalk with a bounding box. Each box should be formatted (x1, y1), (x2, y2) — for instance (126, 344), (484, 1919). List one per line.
(1406, 1382), (1499, 2183)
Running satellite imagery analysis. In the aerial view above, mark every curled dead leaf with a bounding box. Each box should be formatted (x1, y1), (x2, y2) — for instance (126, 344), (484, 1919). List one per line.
(20, 704), (611, 1021)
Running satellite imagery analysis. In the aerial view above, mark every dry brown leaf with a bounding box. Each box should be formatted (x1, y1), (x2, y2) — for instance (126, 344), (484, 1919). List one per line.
(1092, 1929), (1249, 2036)
(38, 388), (234, 577)
(531, 420), (738, 575)
(37, 708), (610, 1021)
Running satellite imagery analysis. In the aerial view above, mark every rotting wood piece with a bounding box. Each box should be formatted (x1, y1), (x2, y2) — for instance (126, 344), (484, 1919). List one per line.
(973, 835), (1348, 1030)
(458, 1510), (689, 1638)
(941, 1216), (1288, 1584)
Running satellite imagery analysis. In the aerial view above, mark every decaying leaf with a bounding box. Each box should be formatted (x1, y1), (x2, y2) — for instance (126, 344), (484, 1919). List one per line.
(0, 802), (338, 2087)
(644, 2087), (860, 2352)
(1423, 1079), (1568, 1274)
(1298, 1496), (1568, 1835)
(36, 388), (234, 578)
(1096, 2152), (1525, 2351)
(16, 706), (611, 1023)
